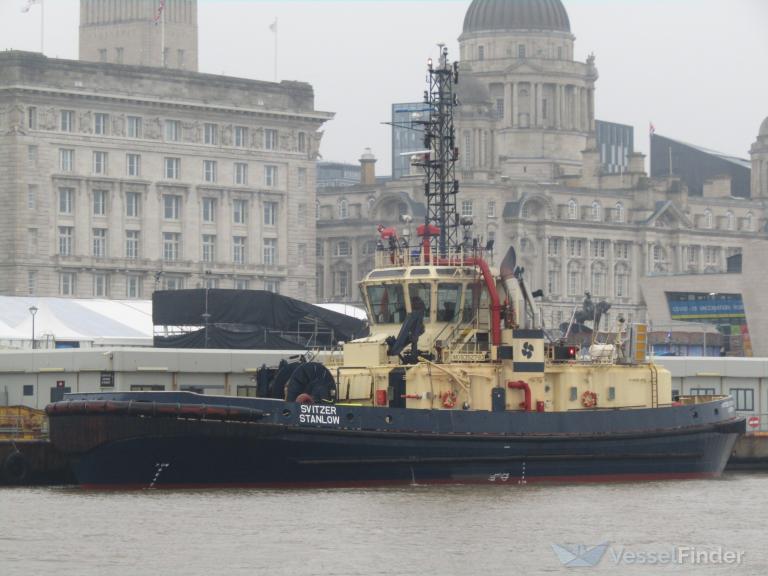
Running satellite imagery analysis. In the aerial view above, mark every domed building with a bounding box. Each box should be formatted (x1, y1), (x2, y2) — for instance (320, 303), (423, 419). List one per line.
(751, 117), (768, 197)
(457, 0), (597, 181)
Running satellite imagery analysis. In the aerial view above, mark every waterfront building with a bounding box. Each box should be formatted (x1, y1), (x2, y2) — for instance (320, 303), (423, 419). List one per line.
(391, 102), (428, 180)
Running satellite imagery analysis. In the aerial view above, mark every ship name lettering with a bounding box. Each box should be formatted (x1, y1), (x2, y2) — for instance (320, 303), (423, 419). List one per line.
(298, 404), (340, 425)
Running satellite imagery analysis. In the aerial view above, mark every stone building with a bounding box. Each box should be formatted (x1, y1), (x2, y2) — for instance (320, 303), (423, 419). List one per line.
(0, 50), (332, 300)
(316, 0), (767, 336)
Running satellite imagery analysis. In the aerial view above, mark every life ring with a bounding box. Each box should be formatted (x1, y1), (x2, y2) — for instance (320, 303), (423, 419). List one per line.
(581, 390), (598, 408)
(2, 451), (29, 485)
(441, 391), (457, 409)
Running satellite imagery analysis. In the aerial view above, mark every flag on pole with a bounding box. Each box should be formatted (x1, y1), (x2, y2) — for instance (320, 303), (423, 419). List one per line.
(154, 0), (166, 24)
(269, 18), (278, 33)
(21, 0), (40, 13)
(649, 122), (656, 135)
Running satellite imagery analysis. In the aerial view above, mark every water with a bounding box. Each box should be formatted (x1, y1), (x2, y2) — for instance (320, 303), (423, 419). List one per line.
(1, 473), (767, 576)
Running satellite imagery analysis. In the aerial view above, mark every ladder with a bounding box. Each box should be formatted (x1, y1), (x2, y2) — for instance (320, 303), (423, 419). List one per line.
(649, 363), (659, 408)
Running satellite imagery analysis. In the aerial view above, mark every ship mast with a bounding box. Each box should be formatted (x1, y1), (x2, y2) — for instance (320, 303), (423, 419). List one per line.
(420, 46), (460, 256)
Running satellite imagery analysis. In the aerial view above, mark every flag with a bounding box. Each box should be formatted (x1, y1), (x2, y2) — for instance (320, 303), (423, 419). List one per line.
(154, 0), (166, 24)
(21, 0), (40, 13)
(649, 122), (656, 135)
(269, 18), (278, 33)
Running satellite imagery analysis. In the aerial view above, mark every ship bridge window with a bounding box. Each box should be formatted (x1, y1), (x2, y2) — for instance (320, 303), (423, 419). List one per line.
(408, 283), (432, 323)
(410, 269), (431, 276)
(369, 269), (404, 279)
(463, 281), (489, 323)
(437, 268), (459, 276)
(366, 284), (405, 324)
(437, 283), (462, 322)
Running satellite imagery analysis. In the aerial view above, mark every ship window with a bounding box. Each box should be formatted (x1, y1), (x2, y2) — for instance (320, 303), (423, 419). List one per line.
(608, 387), (616, 401)
(462, 281), (488, 323)
(437, 268), (459, 276)
(437, 284), (462, 322)
(410, 269), (431, 276)
(368, 269), (404, 279)
(569, 387), (578, 401)
(408, 283), (432, 323)
(366, 284), (405, 324)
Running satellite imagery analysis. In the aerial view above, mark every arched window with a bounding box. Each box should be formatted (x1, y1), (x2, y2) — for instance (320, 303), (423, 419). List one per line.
(315, 199), (320, 221)
(745, 211), (754, 231)
(703, 209), (713, 229)
(726, 211), (735, 231)
(338, 198), (348, 220)
(615, 202), (625, 224)
(591, 201), (601, 222)
(367, 196), (376, 215)
(652, 244), (665, 262)
(567, 199), (578, 220)
(614, 264), (630, 298)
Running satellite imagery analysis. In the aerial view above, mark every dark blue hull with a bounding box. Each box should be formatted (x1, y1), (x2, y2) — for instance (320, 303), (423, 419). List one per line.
(47, 393), (745, 488)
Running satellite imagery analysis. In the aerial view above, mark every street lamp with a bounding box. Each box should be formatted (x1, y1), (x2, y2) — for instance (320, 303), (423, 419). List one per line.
(28, 305), (38, 350)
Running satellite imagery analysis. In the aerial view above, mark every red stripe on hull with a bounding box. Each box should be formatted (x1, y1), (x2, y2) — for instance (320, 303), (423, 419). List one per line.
(80, 471), (720, 490)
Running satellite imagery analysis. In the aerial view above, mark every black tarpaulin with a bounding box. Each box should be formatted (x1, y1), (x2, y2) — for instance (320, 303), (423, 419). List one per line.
(152, 289), (367, 343)
(153, 325), (304, 350)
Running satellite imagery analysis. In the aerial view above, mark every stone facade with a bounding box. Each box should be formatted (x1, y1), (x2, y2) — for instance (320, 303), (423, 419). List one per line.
(751, 117), (768, 198)
(0, 51), (332, 301)
(79, 0), (199, 71)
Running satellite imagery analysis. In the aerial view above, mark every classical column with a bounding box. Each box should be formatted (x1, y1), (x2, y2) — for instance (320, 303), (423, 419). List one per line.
(511, 82), (518, 128)
(323, 238), (332, 299)
(530, 84), (537, 127)
(554, 84), (561, 129)
(503, 83), (511, 126)
(582, 88), (588, 132)
(351, 239), (359, 298)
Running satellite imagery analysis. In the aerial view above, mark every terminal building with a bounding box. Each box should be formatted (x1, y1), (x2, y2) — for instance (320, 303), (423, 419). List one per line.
(0, 0), (332, 302)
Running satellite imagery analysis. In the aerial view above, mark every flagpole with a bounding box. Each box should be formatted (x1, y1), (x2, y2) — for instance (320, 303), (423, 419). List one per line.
(161, 4), (166, 67)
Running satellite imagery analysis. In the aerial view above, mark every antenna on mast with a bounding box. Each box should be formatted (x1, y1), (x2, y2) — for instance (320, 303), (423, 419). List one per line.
(413, 46), (459, 257)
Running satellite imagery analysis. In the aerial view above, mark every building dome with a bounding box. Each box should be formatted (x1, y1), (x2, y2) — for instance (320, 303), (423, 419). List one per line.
(463, 0), (571, 34)
(760, 117), (768, 137)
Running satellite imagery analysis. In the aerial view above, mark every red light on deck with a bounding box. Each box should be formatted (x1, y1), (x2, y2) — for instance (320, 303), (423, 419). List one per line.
(375, 389), (388, 407)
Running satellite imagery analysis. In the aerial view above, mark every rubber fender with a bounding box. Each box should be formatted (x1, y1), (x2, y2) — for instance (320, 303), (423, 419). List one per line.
(2, 451), (29, 485)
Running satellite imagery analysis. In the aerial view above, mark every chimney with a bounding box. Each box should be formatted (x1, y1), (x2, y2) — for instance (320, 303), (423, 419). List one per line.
(359, 148), (377, 186)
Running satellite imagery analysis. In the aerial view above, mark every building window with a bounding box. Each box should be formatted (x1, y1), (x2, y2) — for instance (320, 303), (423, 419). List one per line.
(58, 227), (73, 255)
(164, 157), (180, 179)
(591, 240), (607, 259)
(264, 201), (278, 226)
(203, 277), (217, 289)
(127, 276), (141, 299)
(28, 271), (37, 296)
(114, 47), (124, 64)
(58, 188), (74, 214)
(125, 230), (140, 260)
(729, 388), (754, 412)
(487, 200), (496, 218)
(60, 110), (74, 132)
(547, 269), (559, 295)
(298, 167), (307, 189)
(334, 270), (350, 297)
(264, 280), (279, 294)
(652, 244), (665, 262)
(614, 265), (629, 298)
(233, 236), (247, 265)
(127, 116), (142, 138)
(334, 240), (351, 257)
(461, 200), (473, 217)
(726, 211), (735, 231)
(28, 145), (38, 164)
(163, 232), (181, 261)
(162, 276), (183, 291)
(94, 113), (109, 136)
(92, 228), (107, 258)
(59, 272), (76, 296)
(202, 198), (216, 223)
(265, 165), (278, 187)
(263, 238), (277, 265)
(264, 129), (278, 150)
(234, 278), (249, 290)
(338, 198), (349, 219)
(548, 238), (561, 256)
(567, 199), (578, 220)
(27, 106), (37, 130)
(59, 148), (74, 172)
(235, 126), (248, 147)
(203, 160), (217, 183)
(93, 190), (107, 216)
(27, 185), (37, 209)
(615, 202), (625, 223)
(518, 44), (526, 58)
(478, 45), (485, 61)
(703, 209), (713, 229)
(93, 274), (109, 297)
(690, 388), (716, 396)
(234, 162), (248, 185)
(615, 242), (629, 260)
(126, 192), (141, 218)
(298, 243), (307, 265)
(163, 194), (181, 219)
(202, 234), (216, 262)
(127, 153), (141, 177)
(567, 239), (584, 258)
(93, 151), (108, 175)
(298, 132), (306, 153)
(567, 264), (581, 296)
(233, 199), (248, 224)
(591, 201), (601, 222)
(27, 228), (37, 256)
(165, 120), (181, 142)
(204, 123), (218, 145)
(496, 98), (504, 120)
(98, 48), (107, 62)
(591, 266), (606, 297)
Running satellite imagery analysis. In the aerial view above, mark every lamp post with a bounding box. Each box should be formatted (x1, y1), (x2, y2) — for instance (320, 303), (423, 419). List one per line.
(28, 305), (38, 350)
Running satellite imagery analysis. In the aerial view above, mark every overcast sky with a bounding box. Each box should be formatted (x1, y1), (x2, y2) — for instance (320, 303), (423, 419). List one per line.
(1, 0), (766, 175)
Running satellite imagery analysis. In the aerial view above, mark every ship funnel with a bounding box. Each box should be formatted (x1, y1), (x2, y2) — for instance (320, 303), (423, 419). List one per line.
(500, 247), (519, 326)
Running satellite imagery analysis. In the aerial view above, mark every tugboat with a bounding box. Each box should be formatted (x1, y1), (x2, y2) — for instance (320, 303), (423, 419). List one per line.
(47, 50), (744, 488)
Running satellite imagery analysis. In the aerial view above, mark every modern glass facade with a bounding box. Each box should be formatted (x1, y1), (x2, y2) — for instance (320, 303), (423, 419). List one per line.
(595, 120), (634, 175)
(391, 102), (430, 180)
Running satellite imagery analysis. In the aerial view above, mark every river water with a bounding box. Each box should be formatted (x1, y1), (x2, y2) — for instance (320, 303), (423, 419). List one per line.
(1, 472), (767, 576)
